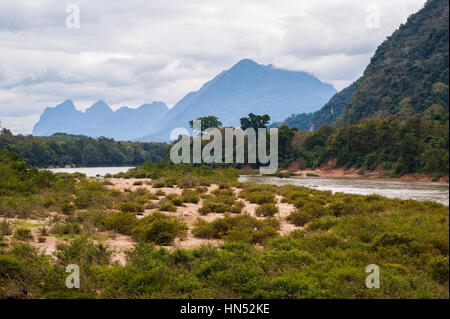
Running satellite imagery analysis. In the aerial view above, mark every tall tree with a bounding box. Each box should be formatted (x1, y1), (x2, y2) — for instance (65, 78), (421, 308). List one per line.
(240, 113), (271, 131)
(189, 116), (223, 135)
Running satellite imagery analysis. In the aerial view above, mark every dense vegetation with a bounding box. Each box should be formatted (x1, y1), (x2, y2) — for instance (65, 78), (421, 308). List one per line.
(339, 0), (449, 124)
(277, 115), (449, 177)
(274, 0), (448, 131)
(0, 129), (168, 167)
(173, 113), (449, 178)
(0, 151), (448, 298)
(308, 79), (360, 129)
(269, 113), (312, 131)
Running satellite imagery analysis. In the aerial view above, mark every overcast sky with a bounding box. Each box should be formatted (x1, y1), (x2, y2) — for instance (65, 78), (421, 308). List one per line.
(0, 0), (426, 134)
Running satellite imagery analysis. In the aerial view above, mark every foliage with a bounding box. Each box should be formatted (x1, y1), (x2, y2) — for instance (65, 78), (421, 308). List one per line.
(189, 116), (223, 135)
(0, 131), (168, 167)
(131, 212), (188, 245)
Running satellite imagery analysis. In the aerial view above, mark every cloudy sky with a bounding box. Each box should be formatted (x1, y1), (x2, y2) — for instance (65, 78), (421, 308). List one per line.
(0, 0), (426, 134)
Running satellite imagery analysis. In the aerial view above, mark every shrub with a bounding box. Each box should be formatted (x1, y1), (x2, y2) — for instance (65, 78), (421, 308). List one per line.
(131, 212), (188, 245)
(62, 203), (76, 215)
(192, 214), (279, 244)
(301, 202), (330, 218)
(103, 212), (137, 235)
(51, 222), (82, 235)
(427, 256), (449, 283)
(372, 232), (413, 249)
(133, 181), (143, 186)
(0, 221), (12, 236)
(13, 228), (33, 241)
(39, 227), (49, 236)
(195, 186), (208, 193)
(171, 197), (183, 206)
(240, 191), (275, 204)
(55, 236), (111, 266)
(152, 181), (166, 188)
(155, 190), (166, 196)
(287, 210), (313, 227)
(43, 198), (56, 208)
(119, 200), (144, 213)
(181, 190), (200, 204)
(255, 203), (279, 217)
(230, 201), (245, 214)
(160, 202), (177, 212)
(198, 205), (212, 215)
(293, 198), (308, 208)
(307, 216), (338, 231)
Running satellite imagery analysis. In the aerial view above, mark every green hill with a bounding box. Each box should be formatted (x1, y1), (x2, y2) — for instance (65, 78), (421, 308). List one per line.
(338, 0), (449, 124)
(0, 130), (169, 167)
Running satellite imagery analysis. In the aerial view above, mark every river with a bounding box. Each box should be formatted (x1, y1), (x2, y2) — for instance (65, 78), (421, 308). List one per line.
(45, 167), (449, 205)
(238, 175), (449, 206)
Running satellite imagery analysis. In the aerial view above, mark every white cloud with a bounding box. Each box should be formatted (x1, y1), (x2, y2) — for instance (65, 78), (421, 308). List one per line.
(0, 0), (427, 134)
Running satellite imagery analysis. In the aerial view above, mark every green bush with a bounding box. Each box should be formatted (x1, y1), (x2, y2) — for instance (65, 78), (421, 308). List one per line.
(131, 212), (188, 245)
(255, 203), (279, 217)
(287, 210), (313, 227)
(427, 256), (449, 283)
(51, 222), (82, 235)
(13, 228), (33, 241)
(62, 203), (76, 215)
(192, 214), (279, 244)
(0, 221), (12, 236)
(104, 212), (137, 235)
(171, 197), (183, 206)
(119, 201), (144, 213)
(240, 191), (275, 204)
(372, 232), (413, 249)
(160, 201), (177, 212)
(181, 189), (200, 204)
(230, 201), (245, 214)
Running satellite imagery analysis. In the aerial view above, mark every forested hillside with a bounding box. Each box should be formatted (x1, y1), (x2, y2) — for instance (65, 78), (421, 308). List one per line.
(338, 0), (449, 123)
(278, 114), (449, 178)
(0, 129), (168, 167)
(274, 0), (448, 131)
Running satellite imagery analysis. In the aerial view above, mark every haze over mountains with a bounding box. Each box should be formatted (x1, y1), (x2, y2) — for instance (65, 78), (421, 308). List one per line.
(33, 100), (169, 141)
(33, 59), (336, 142)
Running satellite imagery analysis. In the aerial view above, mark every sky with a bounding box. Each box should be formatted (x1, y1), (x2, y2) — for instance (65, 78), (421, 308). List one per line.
(0, 0), (427, 134)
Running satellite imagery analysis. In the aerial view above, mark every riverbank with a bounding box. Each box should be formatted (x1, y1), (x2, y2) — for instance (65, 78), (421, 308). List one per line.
(1, 154), (448, 299)
(278, 160), (449, 183)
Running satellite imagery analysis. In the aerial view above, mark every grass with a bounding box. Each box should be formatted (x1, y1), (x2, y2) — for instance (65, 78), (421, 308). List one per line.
(0, 151), (448, 299)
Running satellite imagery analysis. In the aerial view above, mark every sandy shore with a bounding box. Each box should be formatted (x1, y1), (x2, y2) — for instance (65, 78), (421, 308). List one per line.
(280, 159), (449, 183)
(1, 178), (300, 265)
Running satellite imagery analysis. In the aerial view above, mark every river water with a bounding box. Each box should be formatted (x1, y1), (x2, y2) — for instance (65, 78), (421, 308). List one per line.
(238, 175), (449, 206)
(45, 167), (449, 205)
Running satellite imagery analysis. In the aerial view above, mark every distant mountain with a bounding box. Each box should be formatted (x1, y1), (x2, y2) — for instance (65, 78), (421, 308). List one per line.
(139, 59), (336, 141)
(33, 100), (169, 141)
(338, 0), (449, 124)
(269, 79), (359, 131)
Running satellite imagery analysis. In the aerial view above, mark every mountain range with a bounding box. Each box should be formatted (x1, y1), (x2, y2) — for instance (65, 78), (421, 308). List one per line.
(33, 100), (169, 141)
(32, 59), (336, 142)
